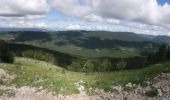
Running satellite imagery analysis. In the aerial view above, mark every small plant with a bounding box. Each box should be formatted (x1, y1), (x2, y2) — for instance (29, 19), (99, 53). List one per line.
(145, 88), (158, 97)
(61, 69), (66, 74)
(123, 97), (128, 100)
(15, 65), (21, 70)
(0, 89), (15, 97)
(0, 79), (3, 85)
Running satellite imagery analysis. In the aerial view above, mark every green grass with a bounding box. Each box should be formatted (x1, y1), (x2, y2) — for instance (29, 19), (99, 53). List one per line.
(0, 57), (170, 94)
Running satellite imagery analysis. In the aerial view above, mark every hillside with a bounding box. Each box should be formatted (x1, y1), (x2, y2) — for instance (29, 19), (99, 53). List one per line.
(0, 31), (161, 58)
(0, 57), (170, 99)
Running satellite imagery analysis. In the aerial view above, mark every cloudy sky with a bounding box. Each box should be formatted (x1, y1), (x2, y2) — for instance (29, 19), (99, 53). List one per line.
(0, 0), (170, 35)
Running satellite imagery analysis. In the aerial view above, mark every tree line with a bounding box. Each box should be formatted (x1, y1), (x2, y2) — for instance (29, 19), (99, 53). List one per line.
(146, 44), (170, 65)
(67, 59), (128, 72)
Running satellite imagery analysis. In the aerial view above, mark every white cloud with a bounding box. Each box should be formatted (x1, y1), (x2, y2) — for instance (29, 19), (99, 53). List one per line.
(52, 0), (170, 28)
(0, 0), (49, 20)
(51, 0), (91, 17)
(0, 20), (48, 29)
(0, 0), (169, 35)
(106, 18), (120, 24)
(67, 24), (81, 30)
(85, 14), (103, 22)
(0, 15), (46, 21)
(85, 14), (120, 24)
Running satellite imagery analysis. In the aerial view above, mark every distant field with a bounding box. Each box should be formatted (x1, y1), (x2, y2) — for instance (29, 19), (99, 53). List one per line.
(0, 57), (169, 94)
(17, 42), (141, 58)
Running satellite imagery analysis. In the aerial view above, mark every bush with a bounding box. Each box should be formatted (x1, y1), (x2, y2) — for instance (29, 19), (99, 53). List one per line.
(83, 60), (94, 73)
(100, 59), (112, 72)
(68, 61), (82, 72)
(145, 88), (158, 97)
(116, 59), (127, 70)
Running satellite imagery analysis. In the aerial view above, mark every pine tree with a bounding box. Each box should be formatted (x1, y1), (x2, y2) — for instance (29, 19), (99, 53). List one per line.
(0, 40), (14, 63)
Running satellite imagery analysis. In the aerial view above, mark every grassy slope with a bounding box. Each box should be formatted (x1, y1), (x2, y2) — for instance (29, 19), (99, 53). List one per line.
(0, 57), (170, 94)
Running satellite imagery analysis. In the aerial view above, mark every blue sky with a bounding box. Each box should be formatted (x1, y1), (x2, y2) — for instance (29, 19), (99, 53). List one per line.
(0, 0), (170, 35)
(157, 0), (170, 5)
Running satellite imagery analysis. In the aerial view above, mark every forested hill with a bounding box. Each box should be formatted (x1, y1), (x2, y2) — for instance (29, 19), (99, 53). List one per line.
(0, 31), (162, 58)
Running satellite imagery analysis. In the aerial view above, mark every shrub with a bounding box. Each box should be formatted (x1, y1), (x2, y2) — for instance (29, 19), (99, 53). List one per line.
(100, 59), (112, 72)
(145, 88), (158, 97)
(83, 60), (94, 73)
(116, 59), (127, 70)
(68, 61), (82, 72)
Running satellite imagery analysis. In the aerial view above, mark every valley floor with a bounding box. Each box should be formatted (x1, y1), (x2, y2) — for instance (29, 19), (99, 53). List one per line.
(0, 57), (170, 100)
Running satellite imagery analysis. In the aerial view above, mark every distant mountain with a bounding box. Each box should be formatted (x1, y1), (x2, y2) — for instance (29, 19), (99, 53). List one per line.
(1, 30), (166, 45)
(1, 29), (170, 43)
(137, 34), (170, 43)
(52, 31), (170, 43)
(138, 34), (156, 40)
(49, 31), (151, 42)
(153, 35), (170, 43)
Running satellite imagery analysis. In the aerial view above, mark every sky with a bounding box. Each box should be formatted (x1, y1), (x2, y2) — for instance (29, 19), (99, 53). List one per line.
(0, 0), (170, 35)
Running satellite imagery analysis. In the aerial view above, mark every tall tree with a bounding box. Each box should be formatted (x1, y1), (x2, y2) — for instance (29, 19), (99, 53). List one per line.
(0, 40), (14, 63)
(156, 44), (168, 62)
